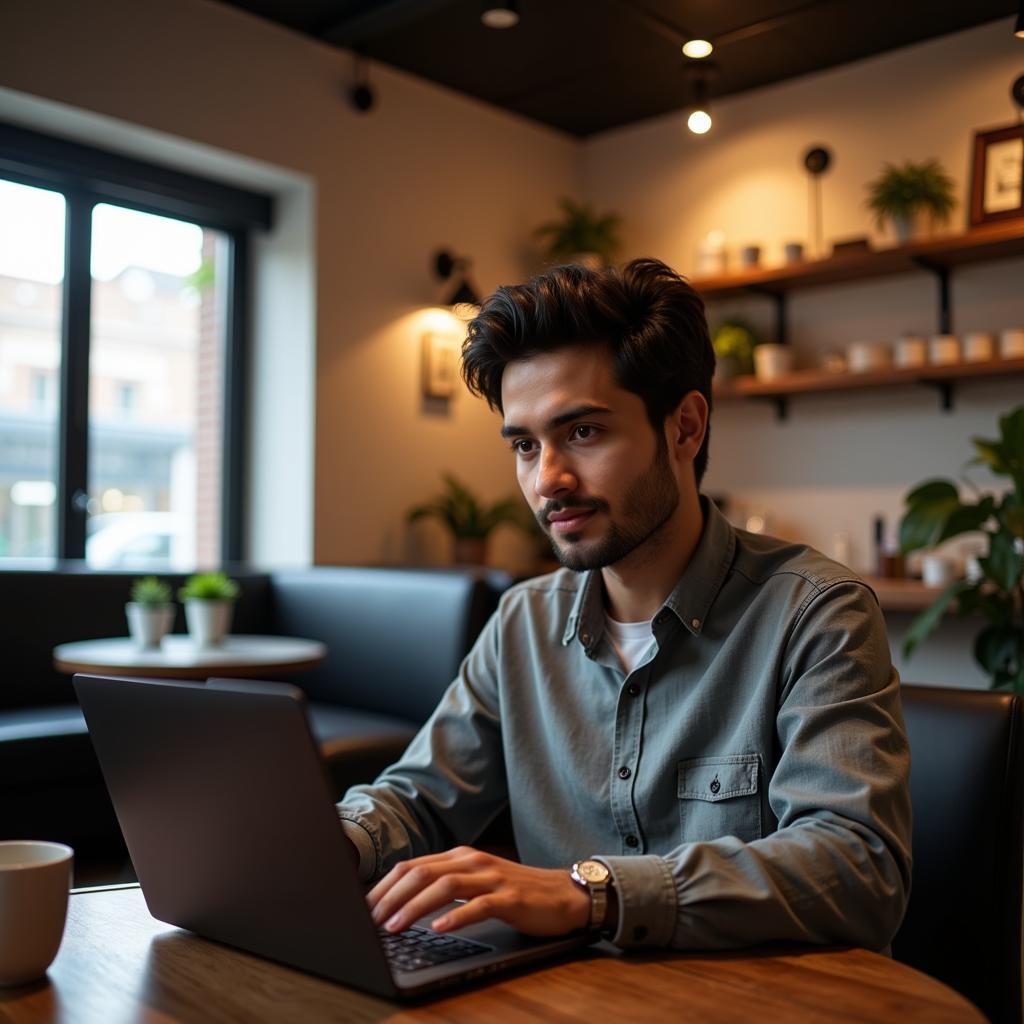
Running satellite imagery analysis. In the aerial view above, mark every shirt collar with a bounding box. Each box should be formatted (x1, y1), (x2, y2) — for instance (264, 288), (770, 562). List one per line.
(561, 495), (737, 648)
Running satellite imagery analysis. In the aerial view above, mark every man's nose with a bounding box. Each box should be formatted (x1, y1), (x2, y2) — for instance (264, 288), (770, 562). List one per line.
(535, 446), (576, 499)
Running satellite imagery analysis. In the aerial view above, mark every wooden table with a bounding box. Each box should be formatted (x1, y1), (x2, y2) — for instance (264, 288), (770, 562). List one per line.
(0, 887), (985, 1023)
(52, 635), (326, 680)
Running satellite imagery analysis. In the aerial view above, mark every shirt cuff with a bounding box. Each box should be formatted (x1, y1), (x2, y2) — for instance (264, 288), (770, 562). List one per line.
(594, 855), (677, 947)
(338, 816), (377, 881)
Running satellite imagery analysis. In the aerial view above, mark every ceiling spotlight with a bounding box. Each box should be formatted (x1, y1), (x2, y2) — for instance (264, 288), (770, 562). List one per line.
(481, 2), (519, 29)
(682, 39), (713, 59)
(1015, 0), (1024, 38)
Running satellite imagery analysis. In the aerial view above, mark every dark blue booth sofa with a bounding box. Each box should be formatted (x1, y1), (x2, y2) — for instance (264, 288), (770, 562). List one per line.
(0, 564), (510, 879)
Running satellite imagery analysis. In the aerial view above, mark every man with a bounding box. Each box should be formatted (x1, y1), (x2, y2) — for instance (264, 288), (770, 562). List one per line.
(338, 258), (912, 951)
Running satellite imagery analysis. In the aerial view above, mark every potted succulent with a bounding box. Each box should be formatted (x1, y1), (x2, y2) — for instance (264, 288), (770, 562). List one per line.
(178, 571), (240, 648)
(125, 576), (174, 649)
(899, 403), (1024, 691)
(712, 320), (758, 382)
(866, 159), (956, 244)
(533, 197), (623, 268)
(408, 473), (529, 564)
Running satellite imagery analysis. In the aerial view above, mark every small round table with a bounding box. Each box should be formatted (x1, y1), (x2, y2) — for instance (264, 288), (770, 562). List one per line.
(53, 635), (327, 680)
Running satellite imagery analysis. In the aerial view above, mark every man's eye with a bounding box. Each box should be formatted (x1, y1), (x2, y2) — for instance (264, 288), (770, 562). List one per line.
(572, 425), (597, 441)
(512, 439), (535, 455)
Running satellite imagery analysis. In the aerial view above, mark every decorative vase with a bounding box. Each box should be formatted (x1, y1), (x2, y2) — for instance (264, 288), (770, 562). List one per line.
(453, 538), (487, 565)
(753, 344), (794, 381)
(184, 598), (234, 647)
(125, 603), (174, 649)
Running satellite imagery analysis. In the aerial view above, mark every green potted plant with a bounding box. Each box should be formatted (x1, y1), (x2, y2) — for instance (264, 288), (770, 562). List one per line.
(408, 473), (529, 564)
(533, 197), (623, 268)
(712, 320), (758, 382)
(178, 571), (240, 648)
(126, 576), (174, 649)
(899, 404), (1024, 691)
(865, 158), (956, 244)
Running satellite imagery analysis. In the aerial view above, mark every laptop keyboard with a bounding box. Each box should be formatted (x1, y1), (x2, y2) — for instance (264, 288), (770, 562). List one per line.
(379, 926), (494, 973)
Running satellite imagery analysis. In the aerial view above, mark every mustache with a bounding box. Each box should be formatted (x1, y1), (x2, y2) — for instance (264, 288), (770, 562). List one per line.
(536, 497), (609, 528)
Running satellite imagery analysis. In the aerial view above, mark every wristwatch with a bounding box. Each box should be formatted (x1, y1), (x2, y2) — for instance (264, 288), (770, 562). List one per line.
(570, 859), (612, 931)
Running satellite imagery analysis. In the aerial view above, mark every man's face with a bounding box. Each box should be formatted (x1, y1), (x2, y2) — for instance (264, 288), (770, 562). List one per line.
(501, 344), (681, 572)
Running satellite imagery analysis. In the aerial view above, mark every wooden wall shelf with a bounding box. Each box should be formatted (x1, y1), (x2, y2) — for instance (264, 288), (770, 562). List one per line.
(864, 576), (949, 614)
(693, 221), (1024, 352)
(714, 356), (1024, 418)
(692, 221), (1024, 300)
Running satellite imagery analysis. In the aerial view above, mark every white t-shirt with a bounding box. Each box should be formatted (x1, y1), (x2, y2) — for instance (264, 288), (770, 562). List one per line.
(605, 613), (655, 675)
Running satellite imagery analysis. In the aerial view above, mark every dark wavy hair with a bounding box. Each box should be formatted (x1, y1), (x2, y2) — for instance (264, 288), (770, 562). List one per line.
(461, 257), (715, 484)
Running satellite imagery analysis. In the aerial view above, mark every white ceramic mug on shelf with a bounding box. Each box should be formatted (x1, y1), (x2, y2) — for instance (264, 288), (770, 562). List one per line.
(929, 334), (960, 365)
(921, 553), (956, 589)
(894, 336), (927, 368)
(753, 343), (793, 381)
(962, 331), (995, 363)
(0, 841), (73, 986)
(1000, 328), (1024, 359)
(847, 341), (891, 373)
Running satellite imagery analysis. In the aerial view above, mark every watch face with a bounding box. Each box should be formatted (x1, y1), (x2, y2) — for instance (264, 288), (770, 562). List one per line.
(576, 860), (610, 884)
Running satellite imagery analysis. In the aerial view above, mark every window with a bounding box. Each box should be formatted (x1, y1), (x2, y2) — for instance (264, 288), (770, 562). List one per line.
(0, 123), (272, 567)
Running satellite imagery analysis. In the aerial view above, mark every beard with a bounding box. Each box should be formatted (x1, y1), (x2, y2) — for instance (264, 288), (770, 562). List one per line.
(538, 433), (680, 573)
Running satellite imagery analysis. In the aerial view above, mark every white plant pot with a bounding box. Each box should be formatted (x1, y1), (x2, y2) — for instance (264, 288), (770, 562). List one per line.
(125, 603), (174, 649)
(184, 599), (234, 648)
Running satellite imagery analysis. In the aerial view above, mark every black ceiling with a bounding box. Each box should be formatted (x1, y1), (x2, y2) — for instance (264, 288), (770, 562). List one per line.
(214, 0), (1019, 137)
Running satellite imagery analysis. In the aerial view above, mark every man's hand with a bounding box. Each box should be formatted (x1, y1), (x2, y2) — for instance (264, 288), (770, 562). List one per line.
(367, 847), (591, 937)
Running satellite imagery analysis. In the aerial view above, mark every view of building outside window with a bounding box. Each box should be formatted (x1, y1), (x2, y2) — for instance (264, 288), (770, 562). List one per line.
(0, 181), (227, 569)
(0, 179), (64, 559)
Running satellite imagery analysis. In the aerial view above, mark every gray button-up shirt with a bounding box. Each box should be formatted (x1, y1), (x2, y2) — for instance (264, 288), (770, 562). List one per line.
(338, 499), (912, 951)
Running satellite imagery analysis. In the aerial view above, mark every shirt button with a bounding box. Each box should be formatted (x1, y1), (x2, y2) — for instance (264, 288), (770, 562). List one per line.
(625, 834), (639, 848)
(580, 632), (591, 646)
(618, 766), (631, 780)
(691, 617), (701, 629)
(655, 611), (668, 625)
(710, 777), (721, 795)
(633, 925), (649, 941)
(626, 683), (640, 697)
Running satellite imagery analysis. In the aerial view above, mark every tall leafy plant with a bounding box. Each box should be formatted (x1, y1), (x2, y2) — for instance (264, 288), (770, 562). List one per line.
(899, 405), (1024, 691)
(533, 198), (622, 266)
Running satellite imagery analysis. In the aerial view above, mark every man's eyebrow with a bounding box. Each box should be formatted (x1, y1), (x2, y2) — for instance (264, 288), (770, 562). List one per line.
(500, 404), (613, 438)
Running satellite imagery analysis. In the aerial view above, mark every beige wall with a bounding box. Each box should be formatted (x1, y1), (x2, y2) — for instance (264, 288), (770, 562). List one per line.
(0, 0), (578, 571)
(583, 18), (1024, 687)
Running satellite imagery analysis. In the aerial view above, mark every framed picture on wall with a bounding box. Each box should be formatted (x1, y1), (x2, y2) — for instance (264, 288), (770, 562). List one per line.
(969, 123), (1024, 227)
(422, 331), (460, 398)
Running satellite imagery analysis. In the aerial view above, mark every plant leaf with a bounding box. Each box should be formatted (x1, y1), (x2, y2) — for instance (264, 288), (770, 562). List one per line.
(902, 578), (971, 658)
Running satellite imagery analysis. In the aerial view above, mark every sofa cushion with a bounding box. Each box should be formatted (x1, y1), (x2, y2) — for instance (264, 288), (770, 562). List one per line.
(269, 567), (508, 722)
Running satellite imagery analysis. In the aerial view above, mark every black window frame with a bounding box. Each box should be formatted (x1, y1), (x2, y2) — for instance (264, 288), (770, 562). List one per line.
(0, 122), (273, 564)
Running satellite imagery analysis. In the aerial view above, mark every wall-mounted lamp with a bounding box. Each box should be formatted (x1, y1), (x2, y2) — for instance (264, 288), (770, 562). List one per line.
(682, 39), (713, 59)
(434, 250), (481, 309)
(482, 2), (519, 29)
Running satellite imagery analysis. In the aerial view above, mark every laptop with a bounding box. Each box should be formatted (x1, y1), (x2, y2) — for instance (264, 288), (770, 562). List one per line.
(72, 673), (593, 998)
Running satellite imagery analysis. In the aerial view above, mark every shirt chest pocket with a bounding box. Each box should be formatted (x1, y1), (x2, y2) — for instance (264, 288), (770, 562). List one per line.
(678, 754), (762, 845)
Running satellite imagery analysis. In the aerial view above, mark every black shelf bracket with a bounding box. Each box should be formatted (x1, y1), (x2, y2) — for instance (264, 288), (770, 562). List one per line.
(920, 379), (955, 411)
(753, 395), (789, 421)
(749, 287), (788, 344)
(911, 257), (951, 334)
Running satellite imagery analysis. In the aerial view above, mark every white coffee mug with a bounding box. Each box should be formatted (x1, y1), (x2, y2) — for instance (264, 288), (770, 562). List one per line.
(847, 342), (891, 373)
(1000, 328), (1024, 359)
(894, 336), (927, 369)
(962, 331), (995, 363)
(921, 553), (956, 589)
(753, 343), (793, 381)
(929, 334), (960, 366)
(0, 841), (73, 986)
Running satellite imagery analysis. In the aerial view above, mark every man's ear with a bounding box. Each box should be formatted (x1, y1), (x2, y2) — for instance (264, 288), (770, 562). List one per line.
(667, 391), (709, 464)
